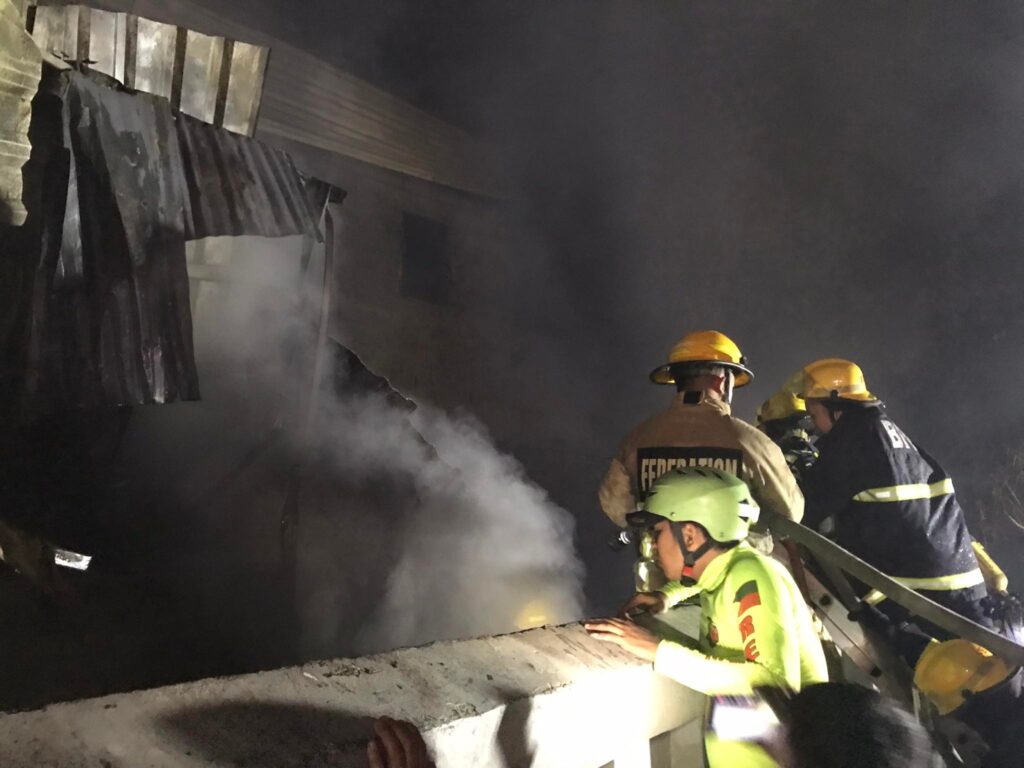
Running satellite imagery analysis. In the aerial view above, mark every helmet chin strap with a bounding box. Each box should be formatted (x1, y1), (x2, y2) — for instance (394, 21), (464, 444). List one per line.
(722, 372), (735, 405)
(672, 522), (714, 584)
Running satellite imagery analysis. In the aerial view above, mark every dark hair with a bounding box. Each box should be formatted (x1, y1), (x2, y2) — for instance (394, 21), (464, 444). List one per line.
(671, 363), (728, 393)
(685, 521), (739, 551)
(786, 684), (934, 768)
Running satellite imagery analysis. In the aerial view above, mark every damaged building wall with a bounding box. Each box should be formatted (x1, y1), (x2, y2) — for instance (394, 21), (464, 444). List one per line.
(2, 1), (586, 713)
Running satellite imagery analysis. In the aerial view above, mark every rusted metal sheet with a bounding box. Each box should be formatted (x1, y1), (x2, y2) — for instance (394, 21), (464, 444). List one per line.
(6, 66), (198, 413)
(0, 0), (42, 226)
(3, 63), (337, 415)
(176, 112), (329, 241)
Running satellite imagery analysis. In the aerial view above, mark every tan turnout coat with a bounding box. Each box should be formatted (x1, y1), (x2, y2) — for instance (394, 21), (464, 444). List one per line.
(599, 393), (804, 528)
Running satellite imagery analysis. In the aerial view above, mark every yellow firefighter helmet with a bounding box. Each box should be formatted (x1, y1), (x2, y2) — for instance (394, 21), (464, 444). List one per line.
(788, 358), (878, 403)
(756, 390), (807, 426)
(913, 639), (1018, 716)
(649, 330), (753, 387)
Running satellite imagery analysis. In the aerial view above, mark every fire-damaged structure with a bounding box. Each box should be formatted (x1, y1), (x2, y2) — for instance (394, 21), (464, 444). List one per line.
(0, 2), (428, 710)
(0, 0), (582, 718)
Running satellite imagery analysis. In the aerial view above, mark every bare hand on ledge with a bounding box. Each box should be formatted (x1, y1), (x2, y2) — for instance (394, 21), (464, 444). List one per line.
(584, 618), (660, 662)
(367, 717), (436, 768)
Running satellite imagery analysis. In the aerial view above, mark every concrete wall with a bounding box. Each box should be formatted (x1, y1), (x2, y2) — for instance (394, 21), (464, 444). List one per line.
(0, 623), (706, 768)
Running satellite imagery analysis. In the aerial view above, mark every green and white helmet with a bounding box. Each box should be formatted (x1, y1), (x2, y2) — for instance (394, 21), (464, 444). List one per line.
(627, 467), (760, 543)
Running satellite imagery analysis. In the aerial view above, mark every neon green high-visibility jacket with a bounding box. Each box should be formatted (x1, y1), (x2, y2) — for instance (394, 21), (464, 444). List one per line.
(654, 543), (828, 695)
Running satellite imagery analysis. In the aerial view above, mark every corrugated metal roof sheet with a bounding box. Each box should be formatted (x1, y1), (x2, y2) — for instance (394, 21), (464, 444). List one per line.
(0, 0), (42, 226)
(177, 112), (328, 241)
(41, 0), (501, 197)
(6, 64), (338, 414)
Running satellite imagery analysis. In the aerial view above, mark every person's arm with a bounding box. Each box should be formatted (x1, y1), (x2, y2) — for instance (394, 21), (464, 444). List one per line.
(798, 445), (850, 533)
(653, 641), (785, 695)
(660, 579), (700, 607)
(740, 428), (805, 524)
(598, 457), (634, 528)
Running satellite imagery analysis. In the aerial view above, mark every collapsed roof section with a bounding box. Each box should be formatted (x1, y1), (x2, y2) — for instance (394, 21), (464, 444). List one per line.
(1, 59), (334, 417)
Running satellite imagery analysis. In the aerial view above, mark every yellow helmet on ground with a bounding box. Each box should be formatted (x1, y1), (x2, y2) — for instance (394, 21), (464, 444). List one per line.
(913, 639), (1018, 716)
(756, 390), (807, 426)
(649, 330), (753, 387)
(788, 358), (878, 403)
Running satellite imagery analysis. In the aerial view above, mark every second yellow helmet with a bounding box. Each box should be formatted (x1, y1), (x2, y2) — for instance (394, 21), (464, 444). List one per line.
(756, 390), (807, 426)
(788, 358), (878, 403)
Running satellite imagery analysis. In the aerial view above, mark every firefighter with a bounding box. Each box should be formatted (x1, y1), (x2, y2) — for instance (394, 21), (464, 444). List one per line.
(587, 469), (827, 767)
(791, 358), (996, 633)
(599, 330), (803, 539)
(756, 390), (818, 485)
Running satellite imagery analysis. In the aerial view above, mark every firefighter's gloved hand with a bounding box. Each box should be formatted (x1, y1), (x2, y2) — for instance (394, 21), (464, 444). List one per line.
(847, 601), (895, 637)
(367, 717), (435, 768)
(982, 591), (1024, 645)
(619, 591), (668, 618)
(849, 602), (932, 662)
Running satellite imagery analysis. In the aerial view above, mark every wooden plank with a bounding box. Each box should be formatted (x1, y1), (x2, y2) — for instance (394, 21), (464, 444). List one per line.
(212, 37), (233, 127)
(76, 3), (90, 64)
(242, 44), (268, 137)
(169, 24), (187, 110)
(122, 12), (137, 88)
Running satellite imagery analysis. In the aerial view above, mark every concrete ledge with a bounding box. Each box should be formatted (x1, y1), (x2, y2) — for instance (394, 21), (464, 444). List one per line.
(0, 621), (705, 767)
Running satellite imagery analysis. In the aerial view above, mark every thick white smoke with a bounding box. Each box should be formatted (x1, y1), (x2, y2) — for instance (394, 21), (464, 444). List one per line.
(314, 392), (585, 652)
(152, 232), (584, 660)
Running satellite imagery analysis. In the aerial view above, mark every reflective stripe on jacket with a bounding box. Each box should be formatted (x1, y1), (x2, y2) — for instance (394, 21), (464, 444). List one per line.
(801, 405), (982, 594)
(598, 393), (804, 527)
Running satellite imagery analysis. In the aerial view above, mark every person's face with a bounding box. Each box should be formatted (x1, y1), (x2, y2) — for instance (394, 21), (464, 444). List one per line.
(652, 520), (683, 579)
(653, 520), (707, 579)
(805, 401), (834, 435)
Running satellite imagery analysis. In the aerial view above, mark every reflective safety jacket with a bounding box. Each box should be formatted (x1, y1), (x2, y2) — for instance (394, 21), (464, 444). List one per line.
(654, 543), (829, 695)
(801, 405), (984, 602)
(599, 393), (804, 528)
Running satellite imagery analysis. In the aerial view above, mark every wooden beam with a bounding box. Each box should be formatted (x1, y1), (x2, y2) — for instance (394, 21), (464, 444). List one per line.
(169, 25), (187, 111)
(76, 5), (91, 65)
(123, 13), (138, 88)
(212, 37), (234, 128)
(242, 45), (269, 137)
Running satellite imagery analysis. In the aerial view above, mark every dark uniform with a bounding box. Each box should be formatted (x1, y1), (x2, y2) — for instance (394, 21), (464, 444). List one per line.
(801, 404), (987, 631)
(760, 418), (818, 486)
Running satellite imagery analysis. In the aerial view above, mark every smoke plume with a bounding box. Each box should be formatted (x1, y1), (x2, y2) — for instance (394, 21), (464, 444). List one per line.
(124, 231), (583, 664)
